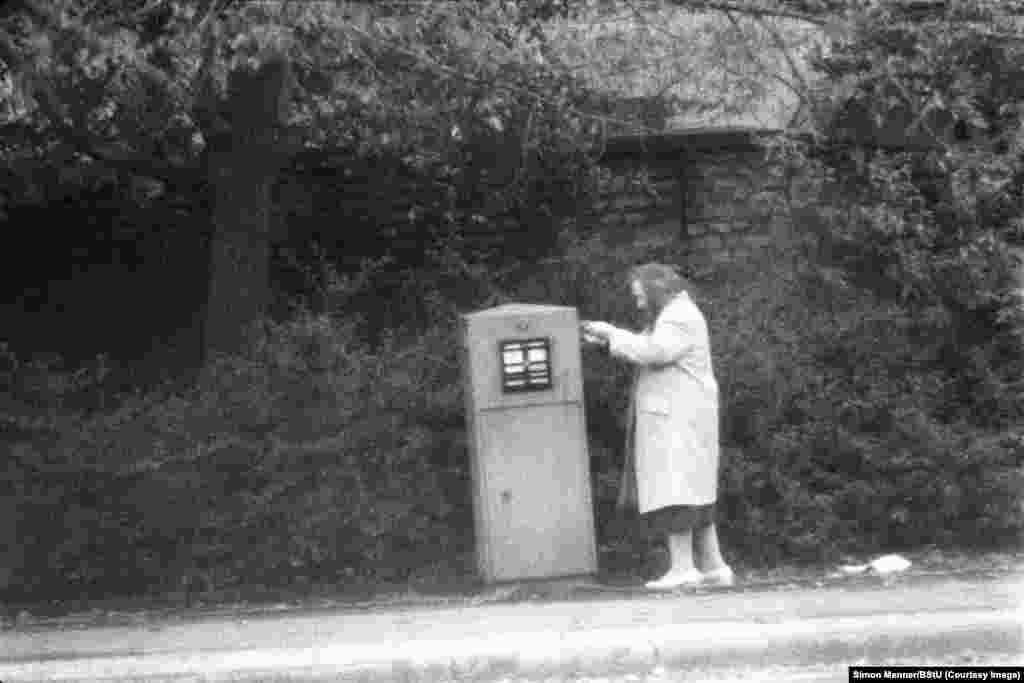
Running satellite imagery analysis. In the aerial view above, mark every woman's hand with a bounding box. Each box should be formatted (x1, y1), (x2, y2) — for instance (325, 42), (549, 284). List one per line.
(581, 321), (615, 350)
(582, 321), (616, 339)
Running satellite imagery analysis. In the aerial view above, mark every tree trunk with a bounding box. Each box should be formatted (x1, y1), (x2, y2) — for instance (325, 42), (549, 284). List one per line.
(199, 56), (294, 362)
(202, 164), (274, 360)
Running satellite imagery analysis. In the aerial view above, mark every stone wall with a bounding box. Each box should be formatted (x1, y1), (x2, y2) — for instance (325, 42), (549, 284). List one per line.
(681, 147), (791, 266)
(587, 132), (794, 270)
(280, 157), (568, 271)
(586, 162), (682, 249)
(282, 130), (795, 276)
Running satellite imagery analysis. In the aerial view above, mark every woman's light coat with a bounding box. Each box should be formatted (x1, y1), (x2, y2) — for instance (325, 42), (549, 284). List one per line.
(605, 292), (720, 513)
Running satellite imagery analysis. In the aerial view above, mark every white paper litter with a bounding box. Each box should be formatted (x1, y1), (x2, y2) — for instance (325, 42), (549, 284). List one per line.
(839, 553), (912, 575)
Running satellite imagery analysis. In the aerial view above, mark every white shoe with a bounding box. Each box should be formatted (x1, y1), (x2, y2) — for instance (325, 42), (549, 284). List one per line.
(700, 566), (735, 587)
(644, 569), (703, 591)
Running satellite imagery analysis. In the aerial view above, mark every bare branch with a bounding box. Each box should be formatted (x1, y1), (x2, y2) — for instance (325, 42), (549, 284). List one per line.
(880, 59), (952, 153)
(344, 21), (665, 135)
(752, 11), (813, 97)
(669, 0), (827, 25)
(195, 0), (227, 34)
(723, 10), (809, 111)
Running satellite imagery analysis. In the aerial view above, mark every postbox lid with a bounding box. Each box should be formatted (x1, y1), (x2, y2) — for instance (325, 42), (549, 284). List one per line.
(463, 303), (577, 319)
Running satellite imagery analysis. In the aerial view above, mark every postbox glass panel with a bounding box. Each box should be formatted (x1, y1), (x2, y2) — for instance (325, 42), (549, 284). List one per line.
(500, 338), (552, 393)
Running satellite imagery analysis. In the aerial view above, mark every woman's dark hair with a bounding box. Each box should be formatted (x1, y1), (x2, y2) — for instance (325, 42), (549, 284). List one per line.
(629, 263), (696, 326)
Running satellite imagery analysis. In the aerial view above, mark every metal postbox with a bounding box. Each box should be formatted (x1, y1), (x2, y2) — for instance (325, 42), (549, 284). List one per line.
(460, 303), (597, 583)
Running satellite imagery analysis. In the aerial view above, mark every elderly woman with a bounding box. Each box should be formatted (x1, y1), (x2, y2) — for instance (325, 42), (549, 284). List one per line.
(582, 263), (734, 590)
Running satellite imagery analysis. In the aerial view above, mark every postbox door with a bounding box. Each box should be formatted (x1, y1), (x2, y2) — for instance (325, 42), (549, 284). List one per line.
(474, 403), (596, 582)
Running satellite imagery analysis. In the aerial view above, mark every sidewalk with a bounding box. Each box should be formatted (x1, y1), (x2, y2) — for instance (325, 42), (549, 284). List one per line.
(1, 569), (1021, 682)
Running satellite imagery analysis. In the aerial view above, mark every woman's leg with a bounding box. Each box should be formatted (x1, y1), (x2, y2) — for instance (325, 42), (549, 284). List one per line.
(667, 531), (697, 573)
(694, 522), (734, 586)
(645, 530), (700, 589)
(693, 522), (727, 572)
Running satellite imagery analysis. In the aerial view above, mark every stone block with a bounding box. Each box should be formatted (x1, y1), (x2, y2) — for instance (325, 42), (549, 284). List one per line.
(635, 234), (675, 251)
(745, 233), (777, 251)
(730, 246), (755, 263)
(652, 196), (677, 211)
(624, 211), (652, 226)
(601, 175), (630, 195)
(637, 219), (680, 243)
(705, 202), (743, 219)
(708, 171), (742, 185)
(750, 193), (786, 214)
(771, 218), (795, 242)
(709, 248), (735, 266)
(649, 181), (679, 198)
(686, 223), (708, 237)
(683, 250), (713, 272)
(698, 234), (723, 251)
(614, 194), (655, 211)
(718, 232), (742, 250)
(649, 167), (677, 179)
(729, 220), (755, 235)
(708, 189), (746, 206)
(650, 215), (683, 230)
(646, 192), (676, 207)
(644, 207), (679, 224)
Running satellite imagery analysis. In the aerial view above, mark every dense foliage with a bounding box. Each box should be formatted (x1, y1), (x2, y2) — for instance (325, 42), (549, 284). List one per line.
(0, 0), (612, 356)
(1, 0), (1022, 602)
(3, 226), (1020, 600)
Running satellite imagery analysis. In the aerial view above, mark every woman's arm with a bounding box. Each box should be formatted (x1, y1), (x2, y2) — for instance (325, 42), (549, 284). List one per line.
(583, 299), (706, 366)
(606, 317), (695, 366)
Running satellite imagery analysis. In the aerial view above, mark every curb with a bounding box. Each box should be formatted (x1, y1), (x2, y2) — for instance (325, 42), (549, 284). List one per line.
(1, 608), (1020, 682)
(342, 610), (1024, 681)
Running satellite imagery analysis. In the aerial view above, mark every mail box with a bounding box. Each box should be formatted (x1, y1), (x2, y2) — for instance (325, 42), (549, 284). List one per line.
(460, 303), (597, 583)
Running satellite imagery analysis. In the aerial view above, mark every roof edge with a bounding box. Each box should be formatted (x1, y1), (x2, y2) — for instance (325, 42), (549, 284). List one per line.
(601, 127), (784, 162)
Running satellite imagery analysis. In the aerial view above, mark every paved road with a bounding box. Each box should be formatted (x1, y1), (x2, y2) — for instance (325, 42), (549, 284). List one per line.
(498, 656), (1024, 683)
(1, 571), (1021, 682)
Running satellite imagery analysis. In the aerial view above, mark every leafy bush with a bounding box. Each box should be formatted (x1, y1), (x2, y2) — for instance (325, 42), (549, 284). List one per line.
(521, 227), (1022, 567)
(2, 217), (1022, 600)
(0, 264), (478, 601)
(708, 249), (1023, 566)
